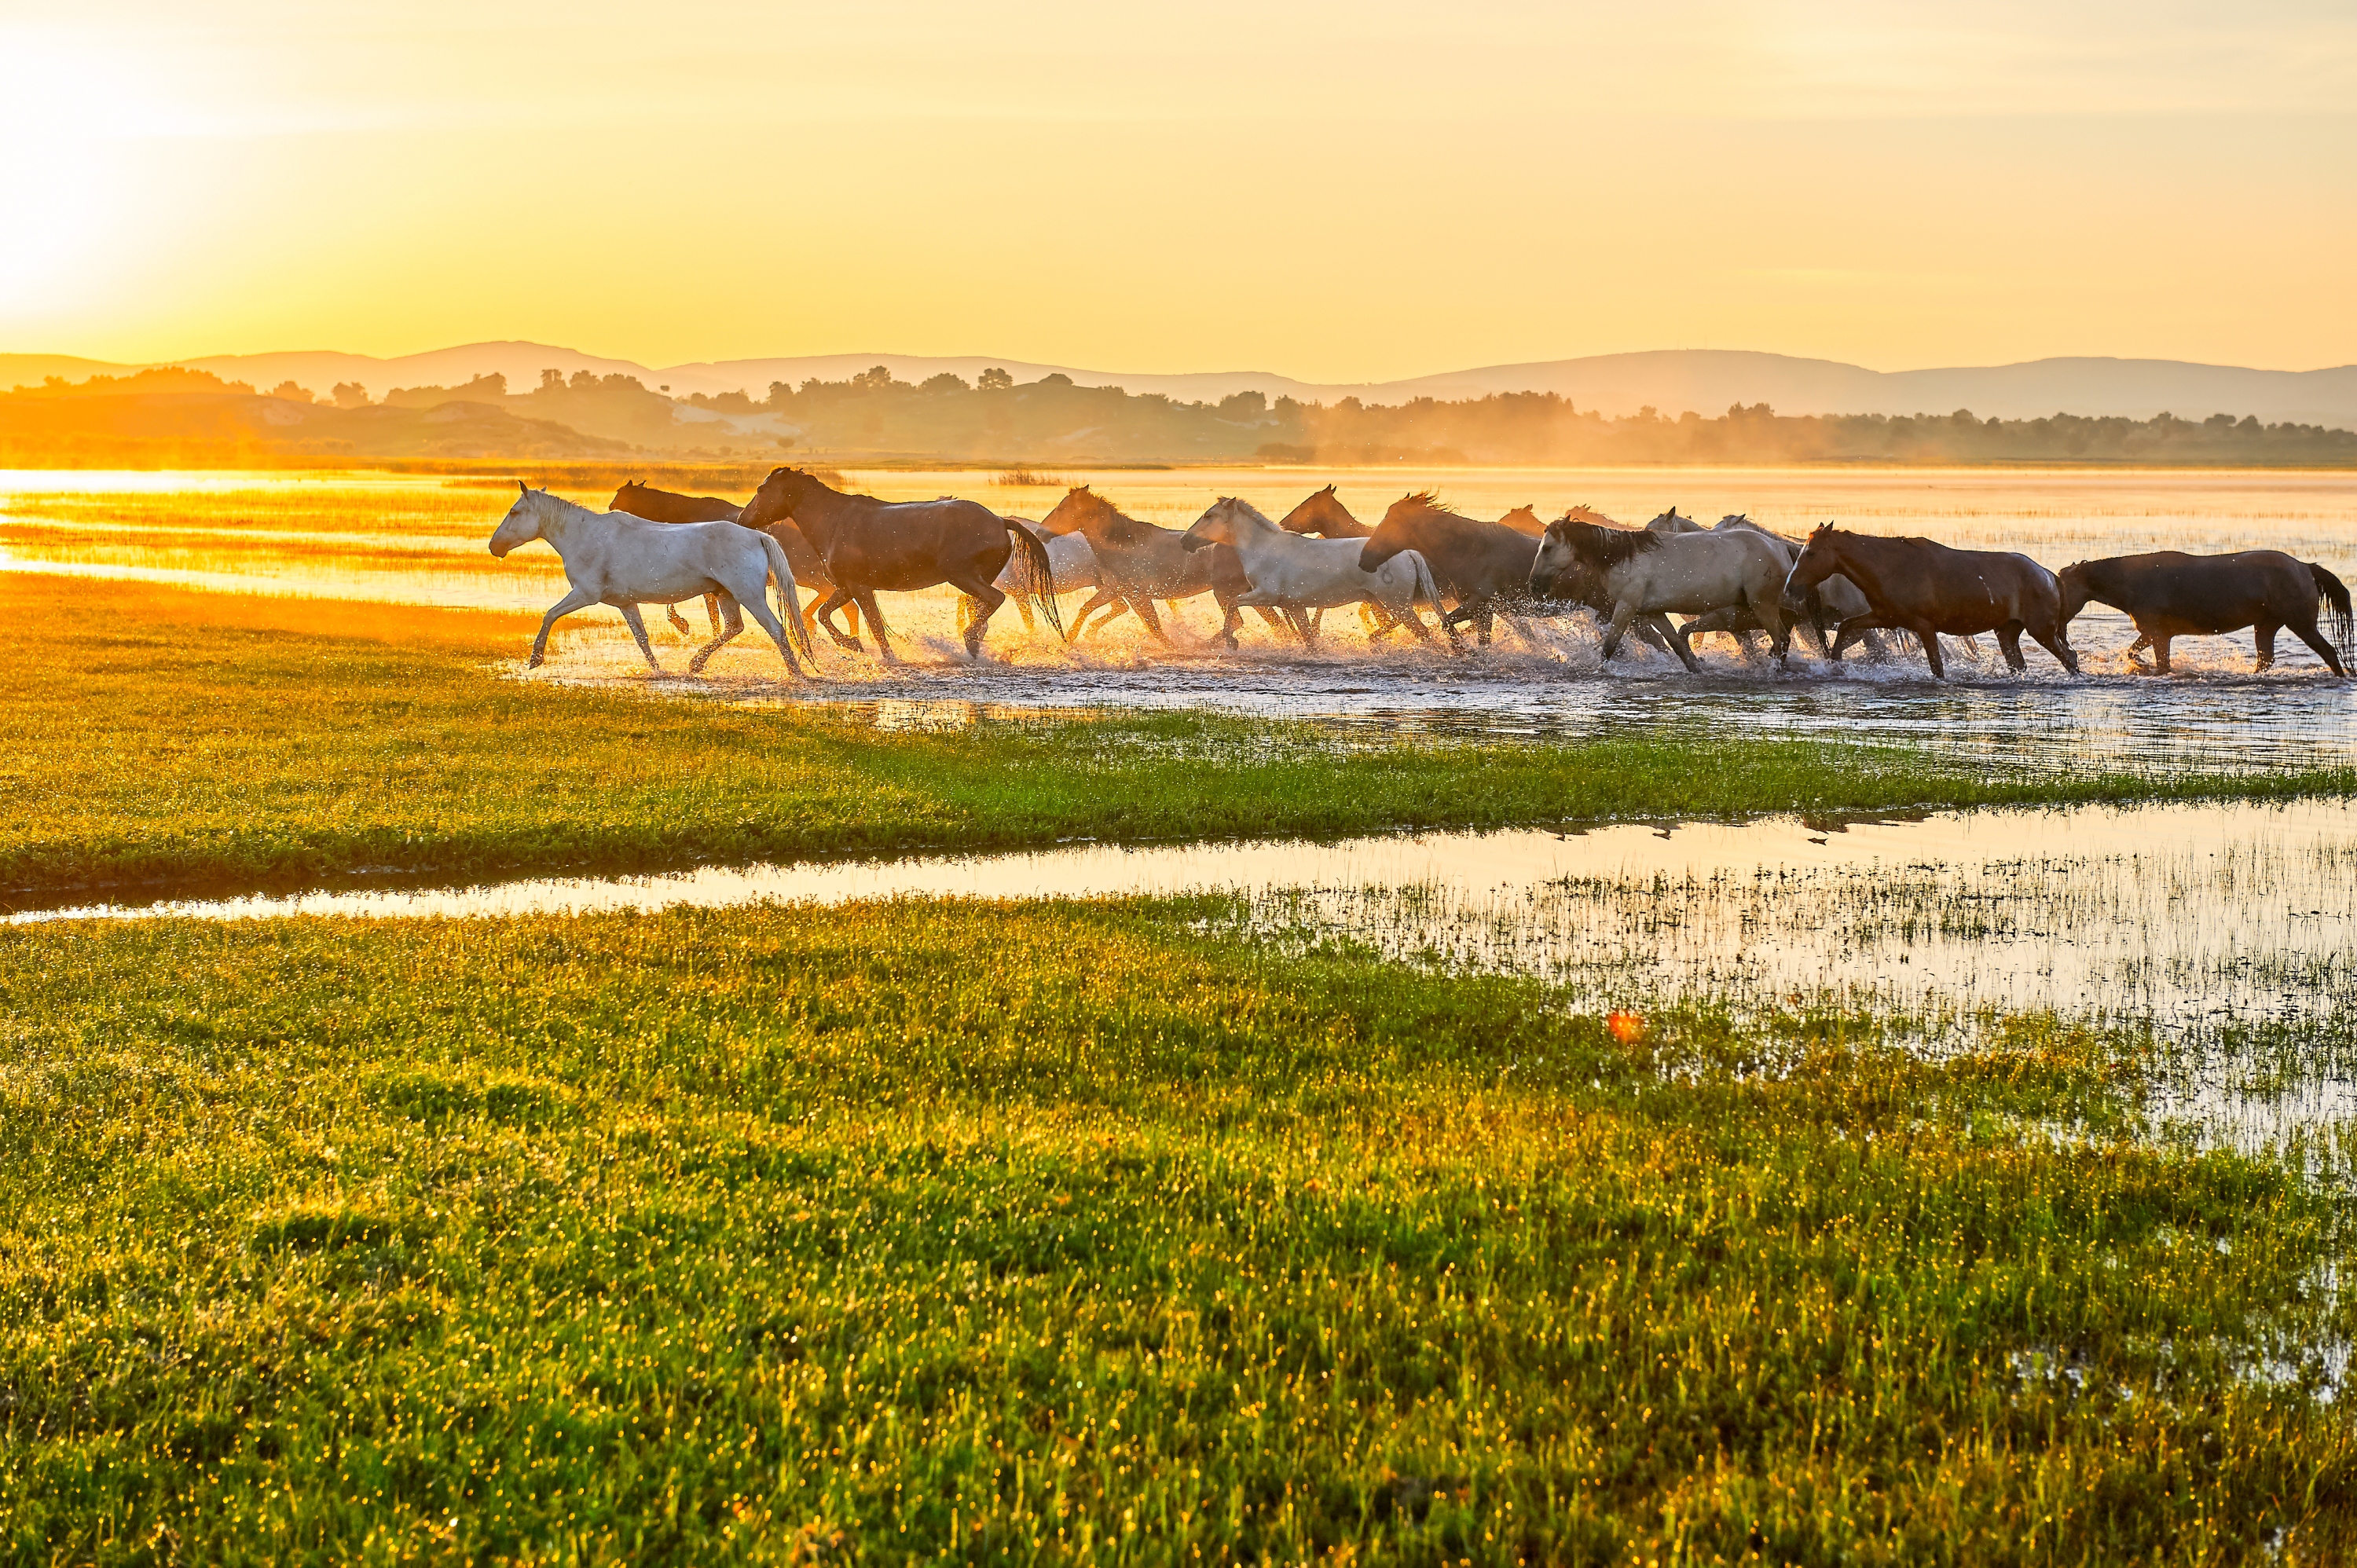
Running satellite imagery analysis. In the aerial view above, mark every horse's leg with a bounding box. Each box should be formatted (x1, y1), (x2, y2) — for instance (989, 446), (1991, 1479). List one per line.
(2028, 621), (2080, 675)
(667, 603), (692, 636)
(704, 592), (723, 636)
(2253, 621), (2278, 672)
(618, 603), (662, 673)
(737, 582), (807, 678)
(1066, 587), (1124, 643)
(2125, 628), (2154, 668)
(814, 590), (864, 651)
(951, 578), (1008, 659)
(2289, 617), (2348, 676)
(1129, 595), (1173, 647)
(1915, 623), (1946, 679)
(1210, 592), (1244, 650)
(688, 593), (746, 675)
(1996, 623), (2028, 672)
(528, 585), (600, 668)
(857, 591), (900, 663)
(1252, 606), (1292, 643)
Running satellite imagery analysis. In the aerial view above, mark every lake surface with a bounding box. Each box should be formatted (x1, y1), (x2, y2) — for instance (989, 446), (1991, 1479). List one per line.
(9, 465), (2349, 775)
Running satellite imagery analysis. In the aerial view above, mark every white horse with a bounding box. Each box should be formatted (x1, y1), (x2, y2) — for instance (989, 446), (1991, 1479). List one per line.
(1530, 516), (1791, 670)
(488, 483), (814, 677)
(1179, 496), (1452, 649)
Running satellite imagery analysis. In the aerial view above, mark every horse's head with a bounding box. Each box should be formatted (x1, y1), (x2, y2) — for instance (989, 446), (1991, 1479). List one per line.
(1785, 522), (1846, 592)
(1531, 515), (1657, 601)
(608, 478), (647, 511)
(2055, 562), (2091, 624)
(1645, 507), (1699, 533)
(1498, 505), (1545, 537)
(740, 466), (809, 529)
(489, 481), (547, 557)
(1180, 498), (1244, 552)
(1276, 482), (1350, 536)
(1038, 484), (1109, 537)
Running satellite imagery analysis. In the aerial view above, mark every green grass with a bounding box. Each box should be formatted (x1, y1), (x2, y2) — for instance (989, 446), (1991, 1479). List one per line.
(5, 576), (2349, 900)
(4, 900), (2353, 1563)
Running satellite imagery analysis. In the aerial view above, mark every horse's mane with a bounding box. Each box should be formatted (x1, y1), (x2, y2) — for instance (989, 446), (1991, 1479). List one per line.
(1398, 489), (1461, 514)
(1548, 516), (1661, 567)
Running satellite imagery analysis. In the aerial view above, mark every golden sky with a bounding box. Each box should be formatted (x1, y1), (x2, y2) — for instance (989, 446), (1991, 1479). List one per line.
(4, 1), (2353, 379)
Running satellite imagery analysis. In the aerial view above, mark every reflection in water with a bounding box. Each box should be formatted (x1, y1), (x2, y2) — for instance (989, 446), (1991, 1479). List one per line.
(17, 797), (2354, 1143)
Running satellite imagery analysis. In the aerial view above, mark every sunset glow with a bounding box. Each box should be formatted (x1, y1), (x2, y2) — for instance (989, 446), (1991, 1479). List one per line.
(5, 0), (2352, 377)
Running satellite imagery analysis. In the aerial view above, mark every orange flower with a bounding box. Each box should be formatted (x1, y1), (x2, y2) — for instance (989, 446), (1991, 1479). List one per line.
(1606, 1009), (1647, 1044)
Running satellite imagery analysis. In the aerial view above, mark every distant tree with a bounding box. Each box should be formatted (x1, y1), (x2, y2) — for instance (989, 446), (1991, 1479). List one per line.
(1037, 373), (1074, 388)
(330, 383), (371, 408)
(977, 367), (1014, 390)
(269, 381), (315, 403)
(920, 372), (971, 394)
(540, 368), (564, 390)
(1218, 390), (1268, 422)
(851, 365), (899, 391)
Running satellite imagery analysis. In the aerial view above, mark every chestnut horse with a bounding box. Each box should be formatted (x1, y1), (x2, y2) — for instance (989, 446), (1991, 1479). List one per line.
(1787, 525), (2077, 679)
(607, 478), (859, 646)
(739, 467), (1061, 661)
(1357, 493), (1544, 648)
(2058, 550), (2351, 676)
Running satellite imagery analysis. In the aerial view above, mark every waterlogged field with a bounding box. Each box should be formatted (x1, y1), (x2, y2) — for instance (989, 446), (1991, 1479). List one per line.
(5, 471), (2357, 1561)
(5, 465), (2352, 777)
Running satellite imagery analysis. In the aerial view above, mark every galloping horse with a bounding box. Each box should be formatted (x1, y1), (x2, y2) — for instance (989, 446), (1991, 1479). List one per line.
(608, 478), (860, 645)
(1039, 486), (1296, 647)
(1787, 526), (2077, 679)
(738, 467), (1061, 661)
(2058, 550), (2352, 676)
(1182, 498), (1448, 650)
(1355, 493), (1542, 648)
(490, 483), (811, 676)
(1530, 517), (1793, 670)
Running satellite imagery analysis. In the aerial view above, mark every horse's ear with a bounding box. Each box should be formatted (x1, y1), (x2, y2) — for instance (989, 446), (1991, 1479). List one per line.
(518, 480), (529, 496)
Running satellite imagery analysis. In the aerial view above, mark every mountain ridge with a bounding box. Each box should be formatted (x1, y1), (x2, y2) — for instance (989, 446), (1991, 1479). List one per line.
(6, 344), (2355, 429)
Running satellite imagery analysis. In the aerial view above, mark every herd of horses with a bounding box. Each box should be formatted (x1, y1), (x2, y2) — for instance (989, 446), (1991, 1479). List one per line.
(485, 469), (2357, 682)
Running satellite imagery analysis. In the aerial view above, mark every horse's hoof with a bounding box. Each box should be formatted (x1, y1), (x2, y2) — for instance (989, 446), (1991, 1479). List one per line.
(527, 655), (544, 669)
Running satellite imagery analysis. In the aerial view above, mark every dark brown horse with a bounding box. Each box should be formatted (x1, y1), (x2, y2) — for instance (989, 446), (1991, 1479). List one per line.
(607, 478), (860, 645)
(739, 467), (1061, 661)
(2058, 551), (2352, 676)
(1038, 486), (1299, 647)
(1787, 526), (2078, 678)
(1357, 493), (1544, 647)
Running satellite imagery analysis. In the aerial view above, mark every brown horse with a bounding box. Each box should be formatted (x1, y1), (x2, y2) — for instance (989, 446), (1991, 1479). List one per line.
(1038, 486), (1299, 647)
(1358, 493), (1544, 647)
(739, 467), (1061, 661)
(1497, 505), (1546, 537)
(608, 478), (860, 646)
(1787, 526), (2078, 679)
(1274, 483), (1372, 539)
(2058, 550), (2352, 676)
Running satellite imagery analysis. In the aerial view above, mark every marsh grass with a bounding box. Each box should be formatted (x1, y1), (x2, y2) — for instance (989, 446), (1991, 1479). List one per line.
(7, 577), (2352, 903)
(2, 899), (2353, 1563)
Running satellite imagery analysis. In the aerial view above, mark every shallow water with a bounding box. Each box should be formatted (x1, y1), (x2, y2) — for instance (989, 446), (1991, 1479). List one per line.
(20, 797), (2348, 1020)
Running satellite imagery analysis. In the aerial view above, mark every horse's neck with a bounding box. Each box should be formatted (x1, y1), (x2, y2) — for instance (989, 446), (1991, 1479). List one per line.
(535, 500), (604, 556)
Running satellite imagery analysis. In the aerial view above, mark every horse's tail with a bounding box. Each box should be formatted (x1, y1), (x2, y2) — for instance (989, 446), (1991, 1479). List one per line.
(756, 528), (815, 661)
(2313, 562), (2355, 665)
(1400, 548), (1457, 642)
(1007, 522), (1067, 642)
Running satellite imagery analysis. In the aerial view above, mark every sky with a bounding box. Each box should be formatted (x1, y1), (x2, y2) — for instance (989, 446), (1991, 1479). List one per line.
(2, 0), (2353, 379)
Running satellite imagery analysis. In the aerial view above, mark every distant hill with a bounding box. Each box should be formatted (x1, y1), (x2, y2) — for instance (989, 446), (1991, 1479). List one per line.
(13, 343), (2352, 429)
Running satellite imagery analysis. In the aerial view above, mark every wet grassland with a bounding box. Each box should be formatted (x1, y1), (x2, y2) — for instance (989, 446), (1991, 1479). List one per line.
(5, 574), (2350, 904)
(5, 899), (2355, 1563)
(7, 573), (2357, 1562)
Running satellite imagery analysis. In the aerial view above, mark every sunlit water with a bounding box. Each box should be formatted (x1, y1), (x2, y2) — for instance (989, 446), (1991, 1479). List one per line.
(18, 465), (2348, 772)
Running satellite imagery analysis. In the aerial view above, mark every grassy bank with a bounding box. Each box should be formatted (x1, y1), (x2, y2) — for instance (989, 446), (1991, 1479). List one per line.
(3, 899), (2352, 1563)
(6, 576), (2349, 900)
